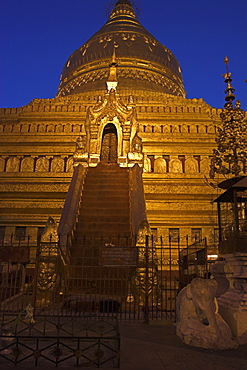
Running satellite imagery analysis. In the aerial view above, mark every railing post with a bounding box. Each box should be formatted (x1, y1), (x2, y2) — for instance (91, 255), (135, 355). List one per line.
(144, 234), (149, 324)
(186, 235), (189, 285)
(205, 237), (208, 278)
(32, 237), (41, 313)
(168, 235), (172, 314)
(178, 235), (182, 290)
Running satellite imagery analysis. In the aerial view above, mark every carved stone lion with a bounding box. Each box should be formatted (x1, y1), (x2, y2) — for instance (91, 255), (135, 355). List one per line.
(175, 278), (238, 349)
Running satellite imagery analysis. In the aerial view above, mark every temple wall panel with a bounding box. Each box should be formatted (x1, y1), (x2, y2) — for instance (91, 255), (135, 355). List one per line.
(0, 201), (65, 209)
(0, 92), (224, 233)
(0, 182), (69, 192)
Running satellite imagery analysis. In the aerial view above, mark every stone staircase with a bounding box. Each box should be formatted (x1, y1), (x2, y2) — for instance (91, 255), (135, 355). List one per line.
(67, 163), (135, 295)
(75, 162), (131, 241)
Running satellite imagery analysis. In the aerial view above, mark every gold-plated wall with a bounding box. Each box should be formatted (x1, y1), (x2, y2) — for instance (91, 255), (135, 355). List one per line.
(0, 91), (223, 248)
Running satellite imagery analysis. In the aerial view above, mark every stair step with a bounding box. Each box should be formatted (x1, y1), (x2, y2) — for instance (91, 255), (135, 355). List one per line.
(75, 224), (130, 233)
(77, 215), (130, 223)
(87, 166), (128, 173)
(86, 169), (128, 176)
(73, 163), (132, 242)
(81, 197), (129, 206)
(70, 235), (133, 248)
(82, 189), (129, 196)
(88, 163), (128, 172)
(78, 207), (129, 216)
(83, 183), (129, 191)
(80, 201), (129, 209)
(73, 230), (130, 240)
(90, 172), (127, 178)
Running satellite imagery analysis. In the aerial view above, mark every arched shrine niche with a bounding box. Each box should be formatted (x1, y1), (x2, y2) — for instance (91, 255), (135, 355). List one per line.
(21, 157), (34, 172)
(100, 123), (118, 163)
(0, 157), (5, 172)
(154, 157), (167, 173)
(6, 157), (20, 172)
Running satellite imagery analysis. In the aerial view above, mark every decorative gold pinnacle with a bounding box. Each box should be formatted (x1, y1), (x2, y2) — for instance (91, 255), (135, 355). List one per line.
(210, 58), (247, 178)
(106, 48), (118, 92)
(222, 56), (236, 104)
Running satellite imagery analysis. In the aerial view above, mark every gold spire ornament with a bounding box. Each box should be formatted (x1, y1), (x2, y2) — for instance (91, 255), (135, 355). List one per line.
(106, 47), (118, 92)
(210, 57), (247, 179)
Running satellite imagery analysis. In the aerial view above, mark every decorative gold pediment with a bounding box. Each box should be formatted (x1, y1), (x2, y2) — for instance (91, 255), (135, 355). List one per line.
(88, 90), (136, 125)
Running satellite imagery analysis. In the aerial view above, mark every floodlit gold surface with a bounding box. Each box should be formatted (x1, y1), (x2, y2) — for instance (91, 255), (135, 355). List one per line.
(58, 1), (185, 98)
(0, 90), (224, 246)
(0, 0), (231, 248)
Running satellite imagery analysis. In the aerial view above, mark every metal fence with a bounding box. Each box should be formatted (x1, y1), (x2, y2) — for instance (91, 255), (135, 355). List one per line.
(0, 315), (120, 368)
(0, 235), (211, 323)
(178, 237), (213, 289)
(0, 233), (215, 367)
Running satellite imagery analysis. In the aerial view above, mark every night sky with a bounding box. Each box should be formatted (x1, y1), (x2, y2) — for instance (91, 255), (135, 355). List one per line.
(0, 0), (246, 110)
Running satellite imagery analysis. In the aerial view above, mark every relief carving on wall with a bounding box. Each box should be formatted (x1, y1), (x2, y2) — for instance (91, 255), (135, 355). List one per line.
(58, 66), (184, 97)
(35, 157), (50, 172)
(0, 155), (75, 173)
(6, 157), (20, 172)
(200, 157), (211, 174)
(185, 157), (198, 173)
(21, 157), (35, 172)
(51, 157), (65, 173)
(154, 157), (167, 173)
(66, 157), (74, 172)
(170, 158), (182, 173)
(0, 157), (5, 172)
(143, 155), (151, 173)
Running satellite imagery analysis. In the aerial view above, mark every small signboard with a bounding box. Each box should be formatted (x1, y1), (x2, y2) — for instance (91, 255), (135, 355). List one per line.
(100, 246), (137, 266)
(0, 246), (30, 263)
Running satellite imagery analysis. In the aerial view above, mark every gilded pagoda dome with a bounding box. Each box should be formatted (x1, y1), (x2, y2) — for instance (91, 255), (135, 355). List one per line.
(57, 0), (185, 97)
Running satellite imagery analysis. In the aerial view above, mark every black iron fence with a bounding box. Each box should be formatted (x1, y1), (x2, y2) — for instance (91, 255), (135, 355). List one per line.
(0, 233), (217, 367)
(0, 315), (120, 368)
(0, 235), (212, 323)
(178, 237), (212, 289)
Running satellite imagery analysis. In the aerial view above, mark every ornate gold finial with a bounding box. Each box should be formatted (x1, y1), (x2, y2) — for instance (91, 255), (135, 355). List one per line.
(111, 46), (118, 66)
(106, 47), (118, 92)
(210, 58), (247, 179)
(222, 56), (235, 105)
(108, 0), (138, 20)
(224, 56), (229, 71)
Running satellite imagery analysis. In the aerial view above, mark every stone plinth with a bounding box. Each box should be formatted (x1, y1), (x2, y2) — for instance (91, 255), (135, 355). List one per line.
(213, 253), (247, 345)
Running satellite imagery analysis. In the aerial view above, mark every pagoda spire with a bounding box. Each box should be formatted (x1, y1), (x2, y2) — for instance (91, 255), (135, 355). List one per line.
(210, 57), (247, 179)
(106, 47), (118, 92)
(116, 0), (132, 5)
(109, 0), (137, 19)
(223, 56), (236, 105)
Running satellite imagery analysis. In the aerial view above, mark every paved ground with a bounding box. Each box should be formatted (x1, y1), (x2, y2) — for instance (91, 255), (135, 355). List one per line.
(0, 320), (246, 369)
(119, 321), (247, 370)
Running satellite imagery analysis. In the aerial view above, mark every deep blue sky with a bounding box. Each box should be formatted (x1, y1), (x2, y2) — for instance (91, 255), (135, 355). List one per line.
(0, 0), (246, 110)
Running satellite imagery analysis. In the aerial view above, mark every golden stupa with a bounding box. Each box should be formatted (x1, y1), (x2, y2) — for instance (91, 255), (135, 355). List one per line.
(0, 0), (222, 269)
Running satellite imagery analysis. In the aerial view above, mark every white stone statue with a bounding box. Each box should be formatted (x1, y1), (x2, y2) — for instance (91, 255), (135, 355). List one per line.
(175, 278), (237, 349)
